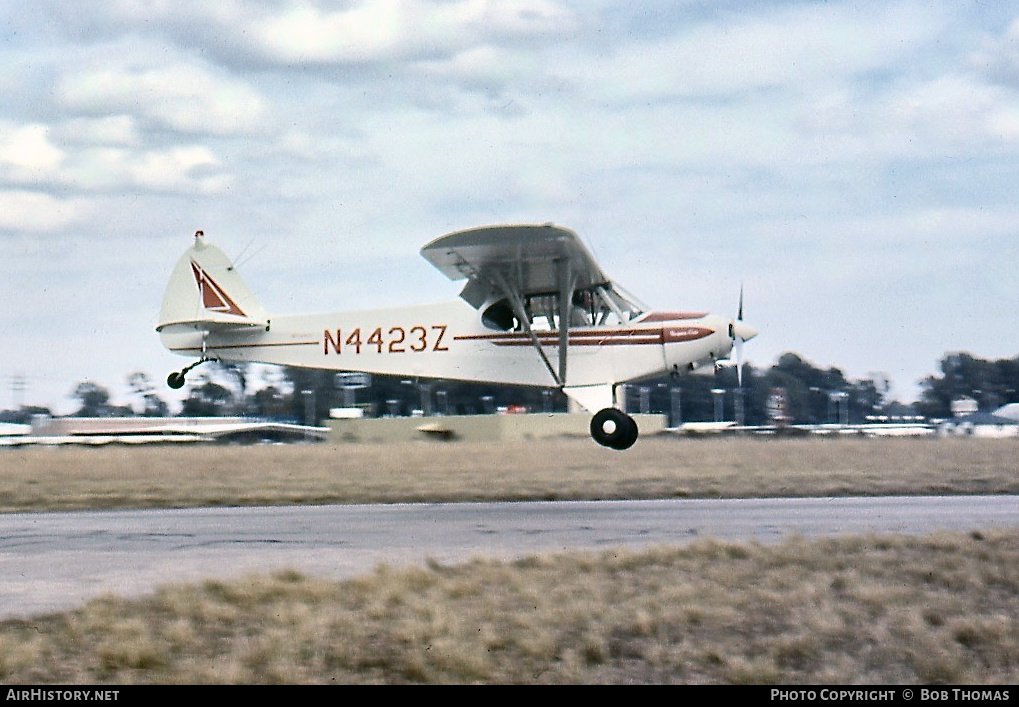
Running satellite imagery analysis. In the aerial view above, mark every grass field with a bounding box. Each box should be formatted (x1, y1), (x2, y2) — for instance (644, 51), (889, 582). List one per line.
(2, 436), (1017, 512)
(2, 532), (1017, 684)
(1, 436), (1017, 684)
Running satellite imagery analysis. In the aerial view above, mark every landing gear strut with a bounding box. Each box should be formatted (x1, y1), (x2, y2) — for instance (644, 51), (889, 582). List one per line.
(166, 357), (216, 389)
(590, 408), (639, 450)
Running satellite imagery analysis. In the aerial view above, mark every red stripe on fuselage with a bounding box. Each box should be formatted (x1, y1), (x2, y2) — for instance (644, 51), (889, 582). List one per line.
(454, 326), (713, 346)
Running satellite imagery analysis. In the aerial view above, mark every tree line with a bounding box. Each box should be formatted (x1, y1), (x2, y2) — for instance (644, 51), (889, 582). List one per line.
(2, 350), (1016, 426)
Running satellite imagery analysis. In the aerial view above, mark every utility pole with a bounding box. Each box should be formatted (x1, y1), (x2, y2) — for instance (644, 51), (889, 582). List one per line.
(10, 375), (27, 410)
(302, 389), (315, 426)
(712, 388), (725, 423)
(670, 386), (682, 428)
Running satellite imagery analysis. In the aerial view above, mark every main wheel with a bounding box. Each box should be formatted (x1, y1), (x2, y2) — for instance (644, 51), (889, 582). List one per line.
(590, 408), (639, 450)
(167, 372), (186, 389)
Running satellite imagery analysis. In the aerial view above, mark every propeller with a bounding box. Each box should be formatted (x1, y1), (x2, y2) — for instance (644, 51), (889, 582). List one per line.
(735, 285), (745, 387)
(727, 284), (757, 387)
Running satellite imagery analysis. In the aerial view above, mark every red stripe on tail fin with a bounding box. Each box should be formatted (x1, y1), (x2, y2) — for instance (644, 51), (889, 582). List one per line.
(190, 260), (246, 317)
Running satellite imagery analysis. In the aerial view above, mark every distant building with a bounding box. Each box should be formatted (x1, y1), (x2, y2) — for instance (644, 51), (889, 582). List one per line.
(766, 387), (792, 427)
(0, 422), (31, 437)
(950, 396), (979, 416)
(1, 416), (327, 446)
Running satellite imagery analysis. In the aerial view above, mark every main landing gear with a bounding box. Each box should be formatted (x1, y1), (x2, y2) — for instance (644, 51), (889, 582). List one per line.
(590, 408), (639, 450)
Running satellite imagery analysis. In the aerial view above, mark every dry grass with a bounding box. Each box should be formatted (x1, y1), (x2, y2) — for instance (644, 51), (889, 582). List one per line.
(1, 530), (1017, 684)
(1, 436), (1017, 513)
(2, 436), (1016, 684)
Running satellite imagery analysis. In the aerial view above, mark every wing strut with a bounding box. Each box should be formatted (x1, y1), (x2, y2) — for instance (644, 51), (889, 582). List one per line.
(490, 270), (563, 387)
(556, 257), (576, 388)
(595, 285), (627, 323)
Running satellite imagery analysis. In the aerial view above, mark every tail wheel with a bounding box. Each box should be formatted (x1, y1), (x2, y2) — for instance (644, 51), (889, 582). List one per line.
(590, 408), (639, 450)
(166, 356), (216, 390)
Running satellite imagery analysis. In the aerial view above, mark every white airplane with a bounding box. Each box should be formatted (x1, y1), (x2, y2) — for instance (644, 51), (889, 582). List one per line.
(157, 225), (757, 449)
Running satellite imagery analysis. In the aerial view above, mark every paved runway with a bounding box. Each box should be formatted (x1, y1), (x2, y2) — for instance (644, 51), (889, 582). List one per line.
(2, 495), (1017, 619)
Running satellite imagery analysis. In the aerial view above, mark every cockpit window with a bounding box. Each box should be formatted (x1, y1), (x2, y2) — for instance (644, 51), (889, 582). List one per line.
(480, 285), (645, 332)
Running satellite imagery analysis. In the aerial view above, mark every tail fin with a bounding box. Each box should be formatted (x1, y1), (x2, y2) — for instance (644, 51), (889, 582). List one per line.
(157, 230), (269, 338)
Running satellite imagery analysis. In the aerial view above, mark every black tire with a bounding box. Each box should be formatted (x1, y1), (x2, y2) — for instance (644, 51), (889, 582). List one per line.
(167, 372), (186, 389)
(590, 408), (639, 450)
(615, 414), (639, 450)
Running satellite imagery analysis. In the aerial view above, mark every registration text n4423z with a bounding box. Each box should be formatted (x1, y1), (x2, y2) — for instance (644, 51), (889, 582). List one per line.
(323, 325), (448, 355)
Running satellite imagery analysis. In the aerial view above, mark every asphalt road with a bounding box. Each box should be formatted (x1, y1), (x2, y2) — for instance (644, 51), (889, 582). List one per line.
(2, 495), (1017, 619)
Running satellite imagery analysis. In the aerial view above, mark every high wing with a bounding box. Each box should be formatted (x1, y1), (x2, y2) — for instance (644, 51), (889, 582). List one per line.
(421, 223), (610, 302)
(421, 224), (644, 387)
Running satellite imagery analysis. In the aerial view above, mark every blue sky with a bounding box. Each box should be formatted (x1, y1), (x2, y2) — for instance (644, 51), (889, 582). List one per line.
(2, 0), (1018, 414)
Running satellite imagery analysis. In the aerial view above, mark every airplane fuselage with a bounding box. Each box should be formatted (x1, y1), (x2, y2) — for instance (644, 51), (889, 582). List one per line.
(160, 299), (735, 389)
(158, 227), (757, 449)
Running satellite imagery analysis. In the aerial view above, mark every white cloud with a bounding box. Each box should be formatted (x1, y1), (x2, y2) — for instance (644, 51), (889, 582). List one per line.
(59, 61), (267, 136)
(247, 0), (575, 65)
(0, 124), (65, 175)
(251, 0), (406, 63)
(415, 44), (540, 94)
(791, 72), (1019, 168)
(62, 145), (231, 194)
(889, 74), (1019, 151)
(129, 146), (231, 192)
(572, 2), (949, 102)
(55, 115), (140, 147)
(969, 16), (1019, 88)
(0, 190), (87, 232)
(0, 117), (231, 196)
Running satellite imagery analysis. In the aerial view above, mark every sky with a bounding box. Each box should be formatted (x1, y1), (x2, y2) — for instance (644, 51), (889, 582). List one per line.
(2, 0), (1018, 415)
